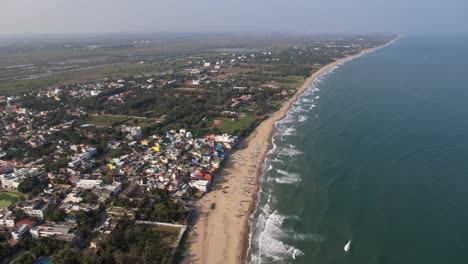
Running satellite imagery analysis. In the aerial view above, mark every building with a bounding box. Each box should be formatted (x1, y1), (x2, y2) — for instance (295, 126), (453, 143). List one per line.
(189, 180), (210, 192)
(89, 233), (110, 249)
(30, 224), (77, 242)
(0, 174), (21, 189)
(11, 224), (30, 240)
(121, 126), (142, 140)
(0, 160), (13, 174)
(77, 148), (97, 161)
(1, 168), (45, 189)
(107, 207), (136, 219)
(68, 159), (82, 168)
(21, 200), (48, 219)
(0, 209), (15, 230)
(103, 182), (122, 195)
(76, 179), (103, 189)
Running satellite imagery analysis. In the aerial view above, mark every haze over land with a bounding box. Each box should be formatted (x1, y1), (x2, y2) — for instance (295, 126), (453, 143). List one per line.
(1, 0), (467, 35)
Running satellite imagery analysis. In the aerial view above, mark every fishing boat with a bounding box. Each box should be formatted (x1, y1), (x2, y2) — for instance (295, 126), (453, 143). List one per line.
(344, 240), (351, 252)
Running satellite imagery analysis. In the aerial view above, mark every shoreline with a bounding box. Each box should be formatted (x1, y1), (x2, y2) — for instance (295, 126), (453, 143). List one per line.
(187, 36), (402, 264)
(242, 35), (403, 263)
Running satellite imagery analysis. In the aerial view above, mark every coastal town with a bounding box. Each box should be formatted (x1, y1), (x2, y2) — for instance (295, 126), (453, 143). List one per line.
(0, 34), (396, 263)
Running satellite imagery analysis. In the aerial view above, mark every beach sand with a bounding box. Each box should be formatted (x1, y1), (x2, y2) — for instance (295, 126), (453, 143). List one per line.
(186, 38), (401, 264)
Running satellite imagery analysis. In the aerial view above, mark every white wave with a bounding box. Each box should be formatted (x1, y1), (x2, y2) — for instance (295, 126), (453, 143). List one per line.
(300, 98), (314, 103)
(282, 127), (297, 136)
(309, 104), (316, 110)
(292, 101), (303, 107)
(293, 107), (311, 114)
(314, 95), (320, 100)
(278, 146), (303, 157)
(275, 169), (301, 185)
(256, 210), (305, 263)
(298, 115), (308, 122)
(271, 158), (284, 164)
(276, 115), (296, 125)
(294, 232), (326, 242)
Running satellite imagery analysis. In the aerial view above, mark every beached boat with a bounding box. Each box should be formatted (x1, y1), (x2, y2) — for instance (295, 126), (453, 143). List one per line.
(344, 240), (351, 252)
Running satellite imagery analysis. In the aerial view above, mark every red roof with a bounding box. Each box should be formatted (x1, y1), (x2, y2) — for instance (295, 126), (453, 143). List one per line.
(16, 219), (36, 228)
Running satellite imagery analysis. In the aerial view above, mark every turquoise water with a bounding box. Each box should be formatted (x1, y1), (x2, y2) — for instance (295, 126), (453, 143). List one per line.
(35, 257), (52, 264)
(249, 34), (468, 264)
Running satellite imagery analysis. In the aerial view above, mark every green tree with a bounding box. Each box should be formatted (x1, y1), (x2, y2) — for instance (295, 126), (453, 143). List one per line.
(45, 208), (67, 222)
(52, 248), (79, 264)
(14, 253), (34, 264)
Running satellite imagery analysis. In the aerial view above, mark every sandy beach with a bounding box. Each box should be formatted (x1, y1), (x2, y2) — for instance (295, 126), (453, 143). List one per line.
(186, 38), (401, 264)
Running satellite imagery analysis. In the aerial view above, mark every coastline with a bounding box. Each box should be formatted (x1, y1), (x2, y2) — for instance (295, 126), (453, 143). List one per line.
(187, 36), (401, 264)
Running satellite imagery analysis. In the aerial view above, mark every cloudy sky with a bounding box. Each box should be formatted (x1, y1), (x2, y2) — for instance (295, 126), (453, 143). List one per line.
(2, 0), (467, 34)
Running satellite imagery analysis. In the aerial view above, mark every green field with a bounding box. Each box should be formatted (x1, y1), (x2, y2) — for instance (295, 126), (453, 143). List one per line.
(0, 62), (172, 94)
(214, 115), (258, 135)
(85, 114), (159, 128)
(0, 192), (22, 208)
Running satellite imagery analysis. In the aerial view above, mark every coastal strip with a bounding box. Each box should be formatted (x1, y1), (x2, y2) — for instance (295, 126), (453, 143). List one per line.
(187, 36), (402, 264)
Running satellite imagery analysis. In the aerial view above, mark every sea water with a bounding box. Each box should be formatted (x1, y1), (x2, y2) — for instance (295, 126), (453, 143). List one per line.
(248, 33), (468, 264)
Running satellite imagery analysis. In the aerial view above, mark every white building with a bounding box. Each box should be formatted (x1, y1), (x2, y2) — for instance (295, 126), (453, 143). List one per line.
(189, 180), (210, 192)
(214, 134), (232, 143)
(22, 201), (48, 219)
(76, 179), (103, 189)
(0, 209), (15, 229)
(121, 126), (142, 140)
(0, 174), (21, 189)
(30, 224), (76, 242)
(11, 224), (30, 240)
(103, 182), (122, 195)
(68, 159), (82, 168)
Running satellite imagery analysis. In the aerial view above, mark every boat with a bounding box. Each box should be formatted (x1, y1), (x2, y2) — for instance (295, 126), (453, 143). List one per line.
(344, 240), (351, 252)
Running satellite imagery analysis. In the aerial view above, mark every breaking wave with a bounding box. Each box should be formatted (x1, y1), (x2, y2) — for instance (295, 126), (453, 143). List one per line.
(275, 169), (301, 185)
(249, 56), (351, 263)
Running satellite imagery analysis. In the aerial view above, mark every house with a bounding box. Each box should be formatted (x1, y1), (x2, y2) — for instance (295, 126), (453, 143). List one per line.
(76, 179), (103, 189)
(103, 182), (122, 195)
(30, 223), (77, 242)
(121, 126), (142, 140)
(0, 209), (15, 230)
(120, 184), (138, 198)
(0, 173), (21, 189)
(0, 160), (13, 174)
(11, 224), (30, 240)
(107, 207), (136, 219)
(20, 199), (48, 219)
(189, 180), (210, 192)
(90, 233), (110, 249)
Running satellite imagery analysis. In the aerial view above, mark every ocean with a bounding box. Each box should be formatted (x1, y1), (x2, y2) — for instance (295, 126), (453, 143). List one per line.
(248, 33), (468, 264)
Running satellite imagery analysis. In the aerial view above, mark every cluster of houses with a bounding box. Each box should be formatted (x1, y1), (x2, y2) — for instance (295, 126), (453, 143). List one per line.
(0, 127), (237, 255)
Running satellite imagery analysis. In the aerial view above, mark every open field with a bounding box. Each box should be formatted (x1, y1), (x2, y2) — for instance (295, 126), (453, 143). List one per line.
(0, 62), (173, 94)
(84, 114), (160, 128)
(0, 191), (22, 208)
(214, 115), (257, 135)
(0, 34), (285, 94)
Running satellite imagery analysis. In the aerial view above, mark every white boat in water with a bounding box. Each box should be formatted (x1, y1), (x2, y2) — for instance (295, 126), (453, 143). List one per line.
(344, 240), (351, 252)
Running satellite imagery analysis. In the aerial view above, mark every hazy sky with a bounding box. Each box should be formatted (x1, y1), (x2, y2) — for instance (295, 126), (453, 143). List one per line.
(2, 0), (467, 34)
